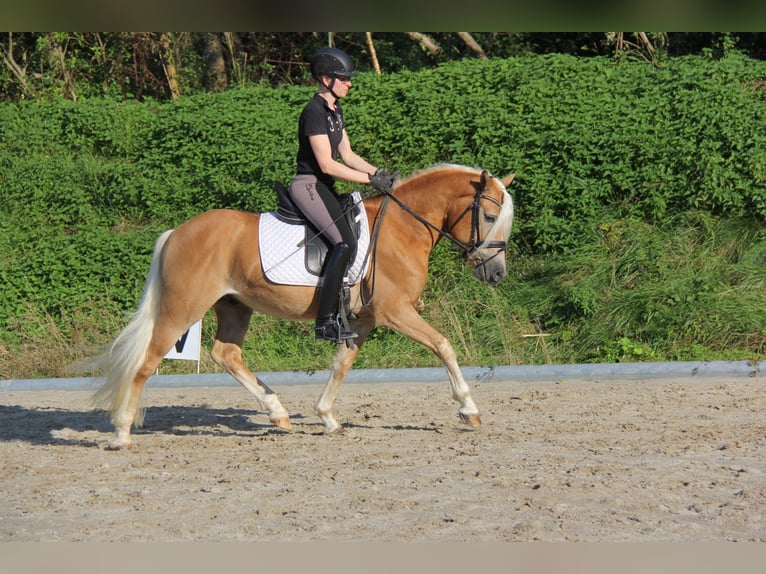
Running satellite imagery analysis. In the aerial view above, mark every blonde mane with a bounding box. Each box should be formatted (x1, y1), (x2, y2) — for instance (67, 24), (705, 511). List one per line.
(395, 163), (482, 188)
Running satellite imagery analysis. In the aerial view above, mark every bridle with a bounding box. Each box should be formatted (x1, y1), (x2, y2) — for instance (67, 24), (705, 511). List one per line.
(358, 175), (509, 306)
(376, 179), (508, 259)
(447, 184), (508, 254)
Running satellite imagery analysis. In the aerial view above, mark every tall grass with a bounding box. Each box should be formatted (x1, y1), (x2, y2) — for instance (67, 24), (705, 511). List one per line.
(529, 211), (766, 363)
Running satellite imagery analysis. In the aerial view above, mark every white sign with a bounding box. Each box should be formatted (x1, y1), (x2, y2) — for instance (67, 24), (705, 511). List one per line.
(164, 320), (202, 362)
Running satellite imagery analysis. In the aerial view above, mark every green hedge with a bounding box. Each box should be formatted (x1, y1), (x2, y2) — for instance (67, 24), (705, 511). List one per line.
(3, 53), (765, 236)
(1, 53), (765, 374)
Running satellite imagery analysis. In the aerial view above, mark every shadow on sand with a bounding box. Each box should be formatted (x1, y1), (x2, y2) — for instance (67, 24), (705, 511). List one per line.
(0, 403), (313, 447)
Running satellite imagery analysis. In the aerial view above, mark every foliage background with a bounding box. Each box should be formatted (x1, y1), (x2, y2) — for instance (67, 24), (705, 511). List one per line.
(3, 32), (766, 102)
(1, 52), (765, 378)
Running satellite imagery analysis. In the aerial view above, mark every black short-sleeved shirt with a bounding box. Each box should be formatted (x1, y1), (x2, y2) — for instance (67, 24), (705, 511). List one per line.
(296, 94), (344, 187)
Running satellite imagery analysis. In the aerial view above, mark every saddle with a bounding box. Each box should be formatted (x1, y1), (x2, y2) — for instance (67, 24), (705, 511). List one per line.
(274, 181), (362, 276)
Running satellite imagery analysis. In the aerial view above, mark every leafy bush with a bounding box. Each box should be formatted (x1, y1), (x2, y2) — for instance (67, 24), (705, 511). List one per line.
(344, 54), (766, 253)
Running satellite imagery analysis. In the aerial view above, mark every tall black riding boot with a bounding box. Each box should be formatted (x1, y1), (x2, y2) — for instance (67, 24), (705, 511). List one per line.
(315, 242), (358, 343)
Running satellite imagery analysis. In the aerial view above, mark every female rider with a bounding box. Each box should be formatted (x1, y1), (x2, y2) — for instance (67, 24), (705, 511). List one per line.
(289, 47), (395, 343)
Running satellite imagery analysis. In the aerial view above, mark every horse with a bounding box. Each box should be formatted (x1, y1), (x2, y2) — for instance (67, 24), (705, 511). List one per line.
(92, 163), (516, 450)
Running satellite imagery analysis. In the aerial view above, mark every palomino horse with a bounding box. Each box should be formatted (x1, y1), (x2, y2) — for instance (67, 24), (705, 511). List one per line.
(93, 163), (515, 449)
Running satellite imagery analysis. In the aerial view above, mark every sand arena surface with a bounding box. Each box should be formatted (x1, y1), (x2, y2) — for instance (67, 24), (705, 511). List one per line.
(1, 377), (764, 541)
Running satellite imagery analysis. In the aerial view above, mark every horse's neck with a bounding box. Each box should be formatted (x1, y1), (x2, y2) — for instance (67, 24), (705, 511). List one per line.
(396, 183), (451, 223)
(366, 184), (451, 250)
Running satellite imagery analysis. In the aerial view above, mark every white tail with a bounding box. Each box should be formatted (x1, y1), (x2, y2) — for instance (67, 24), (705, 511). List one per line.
(92, 229), (174, 426)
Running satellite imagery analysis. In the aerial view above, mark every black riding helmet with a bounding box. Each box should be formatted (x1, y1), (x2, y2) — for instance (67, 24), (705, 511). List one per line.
(310, 47), (357, 80)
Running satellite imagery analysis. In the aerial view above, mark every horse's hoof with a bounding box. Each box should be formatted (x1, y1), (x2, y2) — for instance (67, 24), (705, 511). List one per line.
(325, 425), (346, 435)
(271, 417), (293, 431)
(106, 440), (132, 451)
(459, 413), (482, 428)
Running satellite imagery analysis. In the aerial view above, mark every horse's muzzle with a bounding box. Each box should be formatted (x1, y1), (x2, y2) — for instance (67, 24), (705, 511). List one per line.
(471, 250), (507, 285)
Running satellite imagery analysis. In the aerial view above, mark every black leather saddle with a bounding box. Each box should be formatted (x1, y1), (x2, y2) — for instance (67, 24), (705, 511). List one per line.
(273, 181), (361, 277)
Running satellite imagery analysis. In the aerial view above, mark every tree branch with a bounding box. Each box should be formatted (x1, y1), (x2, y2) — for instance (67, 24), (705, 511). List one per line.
(406, 32), (441, 57)
(457, 32), (487, 60)
(1, 33), (30, 98)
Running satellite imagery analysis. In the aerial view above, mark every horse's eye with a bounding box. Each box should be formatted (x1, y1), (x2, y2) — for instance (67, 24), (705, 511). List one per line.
(484, 213), (497, 223)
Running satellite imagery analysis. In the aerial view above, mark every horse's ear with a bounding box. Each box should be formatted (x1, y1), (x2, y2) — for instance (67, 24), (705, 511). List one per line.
(480, 170), (491, 188)
(501, 173), (516, 187)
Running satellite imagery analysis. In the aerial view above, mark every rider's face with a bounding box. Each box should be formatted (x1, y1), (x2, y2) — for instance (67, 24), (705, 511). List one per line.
(324, 74), (352, 97)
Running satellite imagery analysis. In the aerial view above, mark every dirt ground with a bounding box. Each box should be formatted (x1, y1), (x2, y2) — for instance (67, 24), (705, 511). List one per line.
(1, 375), (764, 542)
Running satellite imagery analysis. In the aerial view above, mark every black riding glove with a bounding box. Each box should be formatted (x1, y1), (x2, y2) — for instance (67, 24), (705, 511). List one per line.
(369, 169), (396, 194)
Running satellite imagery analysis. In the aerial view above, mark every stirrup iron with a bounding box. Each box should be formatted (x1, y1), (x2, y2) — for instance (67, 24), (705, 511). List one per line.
(315, 315), (357, 345)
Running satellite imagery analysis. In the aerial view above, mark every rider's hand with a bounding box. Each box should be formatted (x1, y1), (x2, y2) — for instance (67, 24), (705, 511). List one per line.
(368, 169), (396, 194)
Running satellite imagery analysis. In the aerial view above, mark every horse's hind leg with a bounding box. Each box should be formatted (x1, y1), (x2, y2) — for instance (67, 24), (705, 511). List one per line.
(109, 359), (158, 450)
(210, 296), (291, 430)
(108, 327), (188, 450)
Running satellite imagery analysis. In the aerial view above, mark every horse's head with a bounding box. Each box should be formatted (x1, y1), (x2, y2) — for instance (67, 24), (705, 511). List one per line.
(448, 169), (515, 285)
(386, 164), (515, 285)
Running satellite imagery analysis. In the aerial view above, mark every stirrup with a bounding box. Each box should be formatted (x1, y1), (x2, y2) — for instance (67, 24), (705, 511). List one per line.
(315, 317), (358, 344)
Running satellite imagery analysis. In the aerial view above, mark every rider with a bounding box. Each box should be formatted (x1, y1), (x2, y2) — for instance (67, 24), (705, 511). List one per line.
(289, 46), (395, 343)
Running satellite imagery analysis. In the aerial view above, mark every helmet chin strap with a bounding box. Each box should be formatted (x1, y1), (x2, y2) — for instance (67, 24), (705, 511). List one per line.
(327, 76), (341, 101)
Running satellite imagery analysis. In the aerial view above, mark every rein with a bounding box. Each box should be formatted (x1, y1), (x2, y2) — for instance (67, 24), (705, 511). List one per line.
(377, 185), (507, 255)
(358, 193), (391, 307)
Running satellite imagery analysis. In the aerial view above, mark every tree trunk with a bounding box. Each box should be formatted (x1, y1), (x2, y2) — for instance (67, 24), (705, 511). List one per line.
(204, 33), (228, 92)
(47, 33), (77, 101)
(159, 32), (180, 100)
(366, 32), (381, 74)
(222, 32), (245, 87)
(637, 32), (655, 56)
(614, 32), (625, 52)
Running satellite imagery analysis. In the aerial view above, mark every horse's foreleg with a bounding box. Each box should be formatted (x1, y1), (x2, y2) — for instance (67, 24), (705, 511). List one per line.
(314, 322), (371, 433)
(211, 298), (291, 430)
(386, 308), (481, 428)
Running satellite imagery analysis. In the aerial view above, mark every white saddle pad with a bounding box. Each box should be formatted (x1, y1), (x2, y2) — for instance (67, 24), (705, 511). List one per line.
(258, 191), (370, 287)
